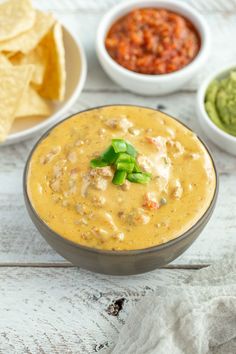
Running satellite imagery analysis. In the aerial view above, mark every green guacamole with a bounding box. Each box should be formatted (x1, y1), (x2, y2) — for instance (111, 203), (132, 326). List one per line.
(205, 71), (236, 136)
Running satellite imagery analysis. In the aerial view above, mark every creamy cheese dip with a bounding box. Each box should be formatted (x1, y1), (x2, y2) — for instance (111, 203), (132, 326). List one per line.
(27, 106), (216, 250)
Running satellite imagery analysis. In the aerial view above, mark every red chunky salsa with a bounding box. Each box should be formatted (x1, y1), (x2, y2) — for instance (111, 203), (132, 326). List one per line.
(105, 8), (200, 75)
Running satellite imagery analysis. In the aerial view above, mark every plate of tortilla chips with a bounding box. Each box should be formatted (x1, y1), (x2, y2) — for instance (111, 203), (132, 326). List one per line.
(0, 0), (87, 145)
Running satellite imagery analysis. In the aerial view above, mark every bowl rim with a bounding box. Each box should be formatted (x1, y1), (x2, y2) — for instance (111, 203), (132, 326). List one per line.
(197, 63), (236, 143)
(96, 0), (210, 82)
(4, 24), (87, 145)
(23, 104), (219, 257)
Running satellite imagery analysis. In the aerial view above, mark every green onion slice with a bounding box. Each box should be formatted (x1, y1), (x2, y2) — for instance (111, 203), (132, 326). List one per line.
(133, 161), (141, 173)
(127, 172), (151, 184)
(116, 161), (135, 173)
(126, 142), (137, 157)
(90, 158), (108, 168)
(116, 152), (135, 163)
(112, 170), (127, 185)
(112, 139), (127, 153)
(101, 145), (118, 164)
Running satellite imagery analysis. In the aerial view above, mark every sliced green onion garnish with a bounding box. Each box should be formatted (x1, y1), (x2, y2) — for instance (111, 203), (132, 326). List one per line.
(90, 158), (108, 168)
(127, 172), (151, 184)
(112, 170), (127, 185)
(90, 138), (152, 186)
(101, 145), (118, 163)
(112, 139), (127, 153)
(126, 142), (137, 157)
(117, 161), (135, 173)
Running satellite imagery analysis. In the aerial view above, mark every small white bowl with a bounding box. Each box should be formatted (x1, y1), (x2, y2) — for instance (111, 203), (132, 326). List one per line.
(96, 0), (210, 96)
(3, 25), (87, 146)
(197, 64), (236, 156)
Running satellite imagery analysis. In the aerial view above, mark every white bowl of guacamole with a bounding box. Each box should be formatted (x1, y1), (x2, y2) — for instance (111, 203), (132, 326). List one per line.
(197, 65), (236, 156)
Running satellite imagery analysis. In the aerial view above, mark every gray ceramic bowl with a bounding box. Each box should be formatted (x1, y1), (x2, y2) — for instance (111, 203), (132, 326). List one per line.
(23, 106), (219, 275)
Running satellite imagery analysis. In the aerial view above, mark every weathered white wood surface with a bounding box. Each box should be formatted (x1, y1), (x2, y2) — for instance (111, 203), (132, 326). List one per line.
(0, 267), (191, 353)
(0, 0), (235, 353)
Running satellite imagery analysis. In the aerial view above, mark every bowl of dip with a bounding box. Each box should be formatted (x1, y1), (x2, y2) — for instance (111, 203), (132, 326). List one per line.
(197, 65), (236, 155)
(24, 105), (218, 275)
(96, 0), (210, 95)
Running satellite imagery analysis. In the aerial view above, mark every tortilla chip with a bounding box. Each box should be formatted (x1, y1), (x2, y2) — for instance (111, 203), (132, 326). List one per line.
(3, 51), (17, 59)
(0, 0), (35, 42)
(0, 65), (33, 142)
(16, 86), (51, 118)
(10, 47), (46, 85)
(0, 10), (55, 54)
(0, 54), (12, 67)
(39, 22), (66, 101)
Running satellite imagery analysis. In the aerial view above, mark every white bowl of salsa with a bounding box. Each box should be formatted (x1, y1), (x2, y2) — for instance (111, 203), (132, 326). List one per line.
(96, 0), (210, 95)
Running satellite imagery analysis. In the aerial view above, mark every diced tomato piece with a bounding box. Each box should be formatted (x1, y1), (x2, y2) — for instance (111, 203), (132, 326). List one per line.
(143, 192), (159, 210)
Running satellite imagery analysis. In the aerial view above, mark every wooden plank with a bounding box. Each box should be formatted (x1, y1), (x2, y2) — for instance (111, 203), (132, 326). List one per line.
(0, 267), (192, 353)
(0, 91), (235, 265)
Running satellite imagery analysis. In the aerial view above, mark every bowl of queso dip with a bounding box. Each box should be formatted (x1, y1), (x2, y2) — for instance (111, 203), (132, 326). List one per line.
(24, 105), (218, 275)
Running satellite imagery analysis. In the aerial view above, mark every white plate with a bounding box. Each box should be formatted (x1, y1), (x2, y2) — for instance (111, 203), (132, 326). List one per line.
(2, 25), (87, 146)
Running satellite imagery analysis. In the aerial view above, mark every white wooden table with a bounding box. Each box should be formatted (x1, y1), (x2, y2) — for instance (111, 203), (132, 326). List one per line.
(0, 0), (235, 352)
